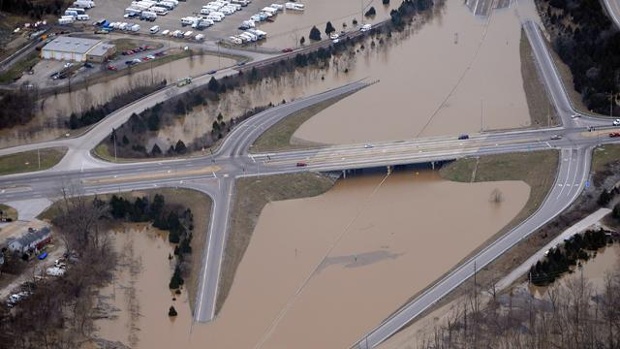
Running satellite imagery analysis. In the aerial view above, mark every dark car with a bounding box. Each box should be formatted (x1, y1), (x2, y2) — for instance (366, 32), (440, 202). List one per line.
(282, 48), (293, 53)
(207, 69), (217, 74)
(296, 162), (307, 167)
(458, 134), (469, 140)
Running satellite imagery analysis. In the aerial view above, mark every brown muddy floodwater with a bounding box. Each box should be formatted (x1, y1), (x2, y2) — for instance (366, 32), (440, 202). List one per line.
(97, 171), (528, 348)
(293, 0), (536, 144)
(257, 0), (399, 49)
(0, 55), (234, 149)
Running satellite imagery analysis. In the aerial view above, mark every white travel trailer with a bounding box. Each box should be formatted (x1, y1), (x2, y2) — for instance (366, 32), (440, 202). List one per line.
(284, 2), (304, 10)
(76, 14), (90, 20)
(73, 0), (95, 8)
(270, 3), (283, 10)
(200, 8), (211, 15)
(66, 7), (86, 14)
(261, 6), (277, 15)
(229, 36), (243, 44)
(219, 6), (234, 15)
(195, 34), (205, 41)
(206, 13), (223, 22)
(181, 16), (197, 25)
(58, 17), (75, 24)
(141, 11), (157, 21)
(151, 6), (168, 14)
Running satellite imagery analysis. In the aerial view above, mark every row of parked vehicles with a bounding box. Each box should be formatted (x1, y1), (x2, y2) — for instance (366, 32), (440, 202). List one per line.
(58, 0), (95, 24)
(125, 0), (182, 22)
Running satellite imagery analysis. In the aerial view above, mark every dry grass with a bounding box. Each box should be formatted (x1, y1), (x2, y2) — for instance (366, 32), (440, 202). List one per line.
(251, 93), (353, 153)
(215, 172), (337, 314)
(592, 144), (620, 173)
(0, 204), (18, 221)
(0, 147), (67, 175)
(520, 29), (559, 127)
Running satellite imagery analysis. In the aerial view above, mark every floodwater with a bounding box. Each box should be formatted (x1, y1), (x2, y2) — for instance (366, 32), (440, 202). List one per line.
(0, 54), (234, 149)
(96, 171), (529, 348)
(257, 0), (399, 49)
(294, 0), (536, 143)
(568, 244), (620, 291)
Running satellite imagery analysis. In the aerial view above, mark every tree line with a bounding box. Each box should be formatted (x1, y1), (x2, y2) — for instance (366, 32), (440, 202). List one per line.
(539, 0), (620, 115)
(529, 228), (613, 286)
(0, 89), (37, 130)
(0, 0), (68, 19)
(67, 80), (166, 130)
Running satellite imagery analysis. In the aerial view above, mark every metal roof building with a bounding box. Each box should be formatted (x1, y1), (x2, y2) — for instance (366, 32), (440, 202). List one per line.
(41, 37), (101, 61)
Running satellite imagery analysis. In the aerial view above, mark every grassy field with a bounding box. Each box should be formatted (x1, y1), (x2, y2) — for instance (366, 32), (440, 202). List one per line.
(592, 144), (620, 173)
(0, 51), (40, 84)
(520, 29), (559, 127)
(37, 188), (212, 313)
(251, 93), (354, 153)
(0, 147), (67, 175)
(215, 172), (337, 314)
(0, 204), (18, 221)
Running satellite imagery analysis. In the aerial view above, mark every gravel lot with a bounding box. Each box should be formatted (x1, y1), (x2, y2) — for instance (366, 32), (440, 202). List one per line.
(86, 0), (286, 41)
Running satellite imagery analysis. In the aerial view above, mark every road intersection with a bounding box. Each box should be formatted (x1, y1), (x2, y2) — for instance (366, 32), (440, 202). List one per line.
(0, 17), (618, 349)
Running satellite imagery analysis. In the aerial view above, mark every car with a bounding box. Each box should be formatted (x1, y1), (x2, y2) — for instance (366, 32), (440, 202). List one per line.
(107, 65), (117, 71)
(208, 69), (217, 74)
(63, 62), (73, 68)
(329, 33), (339, 40)
(571, 114), (580, 118)
(84, 62), (94, 68)
(610, 132), (620, 138)
(332, 38), (340, 44)
(296, 162), (307, 167)
(364, 144), (374, 148)
(458, 134), (469, 140)
(550, 134), (562, 140)
(614, 119), (620, 126)
(281, 48), (293, 53)
(142, 56), (151, 61)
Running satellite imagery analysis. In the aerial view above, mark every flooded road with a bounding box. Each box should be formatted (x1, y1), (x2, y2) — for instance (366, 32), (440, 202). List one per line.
(294, 0), (534, 143)
(97, 171), (529, 348)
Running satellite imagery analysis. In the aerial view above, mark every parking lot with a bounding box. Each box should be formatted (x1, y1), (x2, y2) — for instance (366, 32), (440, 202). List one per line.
(85, 0), (291, 42)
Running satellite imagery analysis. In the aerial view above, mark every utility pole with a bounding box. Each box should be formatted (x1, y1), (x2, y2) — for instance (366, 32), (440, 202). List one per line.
(217, 40), (221, 70)
(610, 91), (614, 118)
(37, 148), (41, 170)
(112, 128), (117, 162)
(480, 99), (483, 132)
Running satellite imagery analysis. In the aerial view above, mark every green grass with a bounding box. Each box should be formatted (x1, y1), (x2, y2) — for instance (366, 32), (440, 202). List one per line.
(251, 93), (354, 153)
(215, 172), (337, 315)
(0, 147), (67, 175)
(0, 51), (40, 84)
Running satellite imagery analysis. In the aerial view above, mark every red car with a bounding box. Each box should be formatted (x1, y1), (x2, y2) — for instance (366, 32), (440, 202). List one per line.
(296, 162), (307, 167)
(609, 132), (620, 138)
(107, 65), (117, 71)
(282, 48), (293, 53)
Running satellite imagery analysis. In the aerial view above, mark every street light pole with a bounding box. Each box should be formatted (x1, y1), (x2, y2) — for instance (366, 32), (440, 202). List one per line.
(37, 148), (41, 170)
(113, 128), (117, 162)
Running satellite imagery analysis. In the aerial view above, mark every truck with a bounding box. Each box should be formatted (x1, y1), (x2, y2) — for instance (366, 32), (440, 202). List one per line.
(176, 77), (192, 87)
(195, 33), (205, 41)
(183, 30), (193, 39)
(149, 25), (160, 33)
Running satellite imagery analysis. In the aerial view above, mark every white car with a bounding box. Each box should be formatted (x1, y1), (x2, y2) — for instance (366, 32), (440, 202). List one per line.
(613, 118), (620, 126)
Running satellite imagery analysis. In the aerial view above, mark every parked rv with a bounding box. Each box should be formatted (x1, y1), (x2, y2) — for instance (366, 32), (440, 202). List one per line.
(149, 25), (160, 33)
(284, 2), (304, 10)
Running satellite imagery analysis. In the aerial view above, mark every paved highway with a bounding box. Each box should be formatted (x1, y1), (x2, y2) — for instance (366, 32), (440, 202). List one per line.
(603, 0), (620, 30)
(0, 16), (617, 348)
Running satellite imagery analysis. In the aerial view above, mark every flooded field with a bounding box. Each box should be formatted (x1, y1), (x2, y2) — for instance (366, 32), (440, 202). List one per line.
(257, 0), (399, 49)
(97, 171), (529, 348)
(0, 54), (234, 149)
(294, 0), (535, 144)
